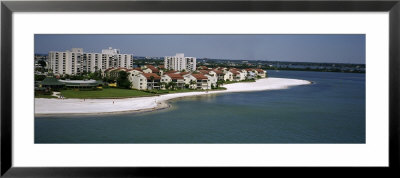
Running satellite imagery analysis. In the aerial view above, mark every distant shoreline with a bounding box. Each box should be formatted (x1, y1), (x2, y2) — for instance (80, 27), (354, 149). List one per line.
(35, 77), (312, 116)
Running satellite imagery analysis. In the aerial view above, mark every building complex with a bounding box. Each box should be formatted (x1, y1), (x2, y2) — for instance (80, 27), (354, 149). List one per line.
(48, 47), (133, 75)
(164, 53), (196, 72)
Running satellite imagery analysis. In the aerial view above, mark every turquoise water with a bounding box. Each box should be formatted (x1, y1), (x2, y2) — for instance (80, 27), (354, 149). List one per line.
(35, 71), (365, 143)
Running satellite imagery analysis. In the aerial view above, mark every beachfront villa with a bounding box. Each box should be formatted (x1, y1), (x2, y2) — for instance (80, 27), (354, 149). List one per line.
(230, 69), (247, 81)
(131, 73), (161, 90)
(161, 73), (185, 89)
(254, 69), (267, 78)
(184, 73), (210, 90)
(223, 71), (234, 81)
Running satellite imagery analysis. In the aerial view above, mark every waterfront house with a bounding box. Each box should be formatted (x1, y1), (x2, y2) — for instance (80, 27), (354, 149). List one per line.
(131, 73), (161, 90)
(204, 74), (218, 89)
(254, 69), (267, 78)
(223, 71), (234, 81)
(191, 74), (210, 90)
(212, 69), (225, 81)
(161, 73), (185, 89)
(127, 68), (143, 83)
(247, 71), (257, 79)
(229, 69), (246, 81)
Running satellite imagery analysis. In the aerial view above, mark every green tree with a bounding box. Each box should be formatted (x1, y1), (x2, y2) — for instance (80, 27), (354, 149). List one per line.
(170, 81), (177, 90)
(149, 76), (155, 90)
(117, 71), (131, 89)
(216, 80), (224, 88)
(38, 60), (46, 68)
(189, 80), (196, 89)
(34, 74), (46, 81)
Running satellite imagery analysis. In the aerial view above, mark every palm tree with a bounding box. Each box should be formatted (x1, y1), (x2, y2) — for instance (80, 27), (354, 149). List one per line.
(217, 80), (224, 88)
(189, 80), (196, 89)
(149, 76), (155, 90)
(170, 81), (177, 90)
(160, 82), (167, 90)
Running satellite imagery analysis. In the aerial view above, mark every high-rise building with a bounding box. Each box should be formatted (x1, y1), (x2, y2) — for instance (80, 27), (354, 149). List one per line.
(48, 47), (133, 75)
(164, 53), (196, 72)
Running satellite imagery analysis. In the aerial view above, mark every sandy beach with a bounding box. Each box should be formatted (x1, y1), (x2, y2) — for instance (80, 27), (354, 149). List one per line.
(35, 77), (311, 115)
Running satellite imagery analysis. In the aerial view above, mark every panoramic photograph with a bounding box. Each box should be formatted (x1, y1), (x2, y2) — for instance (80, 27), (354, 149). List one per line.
(34, 34), (365, 143)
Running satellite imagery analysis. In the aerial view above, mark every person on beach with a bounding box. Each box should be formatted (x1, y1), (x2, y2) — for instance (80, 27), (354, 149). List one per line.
(113, 101), (114, 104)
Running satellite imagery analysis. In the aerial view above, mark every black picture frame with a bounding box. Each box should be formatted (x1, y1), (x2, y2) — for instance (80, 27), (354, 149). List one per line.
(1, 0), (399, 177)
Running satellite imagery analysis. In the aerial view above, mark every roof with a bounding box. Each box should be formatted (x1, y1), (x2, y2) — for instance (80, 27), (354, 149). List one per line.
(178, 72), (190, 76)
(198, 70), (210, 74)
(104, 68), (116, 72)
(229, 69), (240, 75)
(59, 79), (103, 86)
(40, 77), (65, 86)
(166, 73), (184, 79)
(191, 74), (208, 80)
(213, 70), (224, 75)
(128, 68), (143, 72)
(166, 70), (178, 74)
(255, 69), (265, 73)
(145, 65), (159, 73)
(199, 66), (208, 70)
(142, 73), (161, 80)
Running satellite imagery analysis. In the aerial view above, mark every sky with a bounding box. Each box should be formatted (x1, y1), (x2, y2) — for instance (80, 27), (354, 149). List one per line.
(35, 34), (365, 64)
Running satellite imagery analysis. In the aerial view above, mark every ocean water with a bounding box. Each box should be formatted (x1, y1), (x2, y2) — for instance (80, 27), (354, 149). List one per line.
(35, 71), (365, 143)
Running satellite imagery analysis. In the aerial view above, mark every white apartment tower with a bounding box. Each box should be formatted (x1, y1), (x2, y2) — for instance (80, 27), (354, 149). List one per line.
(164, 53), (196, 72)
(48, 47), (133, 75)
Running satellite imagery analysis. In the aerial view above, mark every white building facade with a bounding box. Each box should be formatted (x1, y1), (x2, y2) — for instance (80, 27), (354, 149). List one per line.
(164, 53), (196, 72)
(48, 47), (133, 75)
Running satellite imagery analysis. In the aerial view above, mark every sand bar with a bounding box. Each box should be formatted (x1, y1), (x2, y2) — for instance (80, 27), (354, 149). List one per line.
(35, 77), (311, 115)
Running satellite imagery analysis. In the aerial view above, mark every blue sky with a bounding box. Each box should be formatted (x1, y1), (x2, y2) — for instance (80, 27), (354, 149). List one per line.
(35, 34), (365, 64)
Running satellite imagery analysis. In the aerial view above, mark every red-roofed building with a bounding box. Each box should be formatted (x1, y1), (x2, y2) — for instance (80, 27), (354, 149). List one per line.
(130, 73), (161, 90)
(178, 71), (190, 76)
(229, 69), (246, 81)
(165, 70), (178, 74)
(254, 69), (267, 78)
(103, 67), (128, 79)
(161, 73), (185, 89)
(142, 65), (160, 74)
(198, 66), (209, 70)
(183, 74), (209, 89)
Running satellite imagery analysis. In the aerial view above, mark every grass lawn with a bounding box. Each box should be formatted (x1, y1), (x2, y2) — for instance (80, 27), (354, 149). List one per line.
(60, 88), (156, 99)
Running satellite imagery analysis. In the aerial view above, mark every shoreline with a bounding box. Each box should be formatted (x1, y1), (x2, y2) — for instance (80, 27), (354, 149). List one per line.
(35, 77), (312, 116)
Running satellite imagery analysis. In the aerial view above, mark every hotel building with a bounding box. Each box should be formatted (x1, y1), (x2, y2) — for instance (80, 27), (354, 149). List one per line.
(48, 47), (133, 75)
(164, 53), (196, 72)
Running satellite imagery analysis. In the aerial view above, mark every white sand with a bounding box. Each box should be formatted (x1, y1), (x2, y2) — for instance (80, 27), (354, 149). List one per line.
(35, 77), (311, 115)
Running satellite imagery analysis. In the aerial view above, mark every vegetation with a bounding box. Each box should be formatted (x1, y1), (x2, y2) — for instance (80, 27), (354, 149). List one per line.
(116, 71), (132, 89)
(60, 88), (155, 99)
(35, 74), (47, 81)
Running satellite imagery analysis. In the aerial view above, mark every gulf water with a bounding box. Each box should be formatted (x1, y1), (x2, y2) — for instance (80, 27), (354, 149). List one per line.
(35, 71), (365, 143)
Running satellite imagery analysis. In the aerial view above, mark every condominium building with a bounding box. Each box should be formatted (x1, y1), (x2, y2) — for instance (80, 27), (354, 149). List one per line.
(164, 53), (196, 72)
(48, 47), (133, 75)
